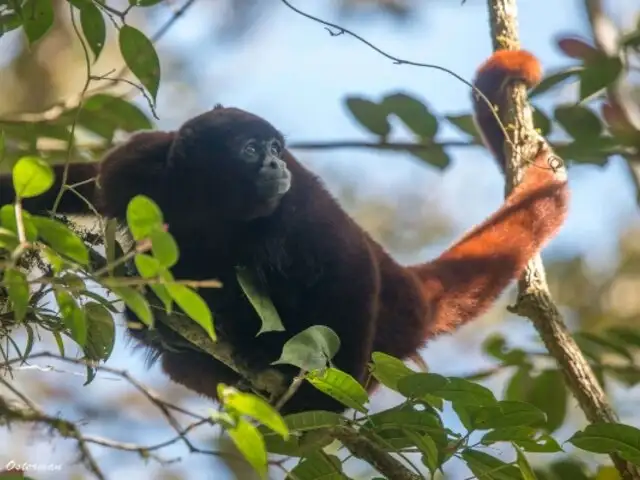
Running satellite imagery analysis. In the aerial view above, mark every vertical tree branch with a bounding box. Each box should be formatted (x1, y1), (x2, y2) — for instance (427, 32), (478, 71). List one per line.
(486, 1), (640, 478)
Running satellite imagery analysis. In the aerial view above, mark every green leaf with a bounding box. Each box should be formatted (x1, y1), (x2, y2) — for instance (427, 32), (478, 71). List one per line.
(516, 446), (538, 480)
(505, 365), (533, 401)
(446, 114), (480, 139)
(568, 423), (640, 465)
(79, 1), (106, 61)
(410, 146), (451, 170)
(404, 430), (439, 474)
(0, 205), (38, 241)
(32, 216), (89, 265)
(52, 330), (66, 356)
(166, 283), (216, 341)
(554, 105), (603, 141)
(22, 0), (54, 45)
(306, 367), (368, 413)
(236, 266), (285, 335)
(12, 156), (54, 198)
(227, 417), (268, 479)
(579, 55), (623, 102)
(526, 370), (567, 433)
(78, 94), (153, 140)
(0, 227), (19, 251)
(272, 325), (340, 370)
(606, 327), (640, 350)
(574, 331), (633, 362)
(150, 229), (179, 268)
(382, 92), (439, 139)
(284, 411), (343, 431)
(109, 285), (154, 327)
(126, 195), (164, 241)
(397, 372), (449, 398)
(529, 67), (582, 98)
(481, 427), (563, 453)
(133, 254), (173, 312)
(532, 107), (552, 137)
(257, 412), (341, 456)
(369, 351), (416, 391)
(4, 268), (29, 321)
(288, 452), (345, 480)
(118, 25), (161, 102)
(83, 301), (116, 361)
(461, 449), (524, 480)
(482, 334), (527, 366)
(55, 290), (87, 347)
(549, 460), (590, 480)
(469, 401), (546, 430)
(218, 384), (289, 439)
(432, 377), (498, 406)
(364, 409), (443, 434)
(344, 97), (390, 137)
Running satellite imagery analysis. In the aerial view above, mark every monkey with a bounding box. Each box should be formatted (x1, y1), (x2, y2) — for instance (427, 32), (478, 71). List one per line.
(0, 50), (568, 414)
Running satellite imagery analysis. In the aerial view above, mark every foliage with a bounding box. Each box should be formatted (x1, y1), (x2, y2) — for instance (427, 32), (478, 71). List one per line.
(1, 1), (640, 480)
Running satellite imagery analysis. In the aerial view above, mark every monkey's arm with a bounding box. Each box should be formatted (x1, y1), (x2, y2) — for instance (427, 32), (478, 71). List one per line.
(410, 50), (569, 335)
(0, 162), (99, 215)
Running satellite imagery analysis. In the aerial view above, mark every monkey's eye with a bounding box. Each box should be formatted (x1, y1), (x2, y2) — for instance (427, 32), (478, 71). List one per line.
(270, 142), (282, 156)
(244, 142), (258, 156)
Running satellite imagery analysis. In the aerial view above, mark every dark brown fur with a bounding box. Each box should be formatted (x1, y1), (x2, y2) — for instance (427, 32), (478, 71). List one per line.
(0, 51), (569, 414)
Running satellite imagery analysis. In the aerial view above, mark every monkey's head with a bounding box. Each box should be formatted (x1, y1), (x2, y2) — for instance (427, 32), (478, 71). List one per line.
(166, 106), (292, 222)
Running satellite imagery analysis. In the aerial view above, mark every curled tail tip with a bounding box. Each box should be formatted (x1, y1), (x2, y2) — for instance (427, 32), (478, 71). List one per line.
(476, 49), (543, 88)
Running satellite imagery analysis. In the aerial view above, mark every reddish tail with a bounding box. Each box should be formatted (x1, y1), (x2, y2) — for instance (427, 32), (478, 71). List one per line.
(411, 50), (569, 336)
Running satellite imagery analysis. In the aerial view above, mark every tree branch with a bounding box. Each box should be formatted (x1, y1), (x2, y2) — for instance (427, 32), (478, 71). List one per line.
(486, 1), (640, 479)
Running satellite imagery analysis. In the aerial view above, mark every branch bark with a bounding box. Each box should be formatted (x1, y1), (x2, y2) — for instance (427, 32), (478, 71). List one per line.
(486, 1), (640, 479)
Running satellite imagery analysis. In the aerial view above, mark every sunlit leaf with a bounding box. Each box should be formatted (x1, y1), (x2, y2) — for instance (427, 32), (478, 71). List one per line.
(227, 417), (268, 479)
(166, 283), (216, 341)
(306, 367), (368, 413)
(369, 351), (416, 391)
(126, 195), (164, 241)
(109, 285), (154, 327)
(0, 205), (38, 241)
(4, 268), (29, 321)
(218, 384), (289, 439)
(150, 229), (179, 268)
(12, 156), (54, 198)
(32, 216), (89, 265)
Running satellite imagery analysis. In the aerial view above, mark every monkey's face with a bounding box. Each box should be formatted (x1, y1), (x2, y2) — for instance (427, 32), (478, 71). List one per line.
(168, 107), (292, 221)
